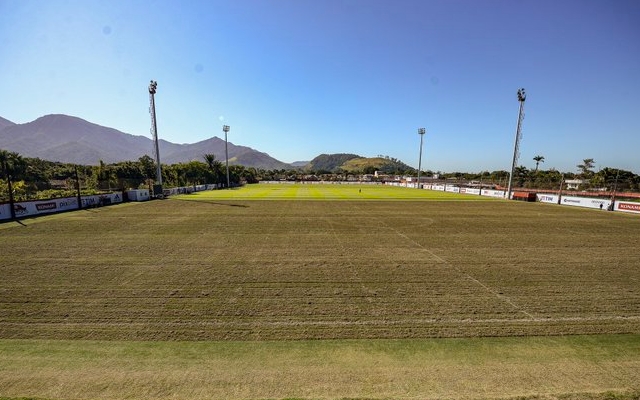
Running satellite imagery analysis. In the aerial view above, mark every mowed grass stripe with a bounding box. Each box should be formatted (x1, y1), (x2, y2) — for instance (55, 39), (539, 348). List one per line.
(179, 183), (497, 201)
(0, 336), (639, 400)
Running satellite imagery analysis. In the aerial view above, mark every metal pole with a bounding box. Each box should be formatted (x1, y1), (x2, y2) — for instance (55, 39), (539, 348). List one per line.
(149, 80), (162, 185)
(610, 169), (619, 211)
(417, 128), (425, 189)
(2, 157), (16, 220)
(507, 88), (526, 200)
(74, 165), (82, 209)
(558, 174), (564, 204)
(223, 125), (230, 189)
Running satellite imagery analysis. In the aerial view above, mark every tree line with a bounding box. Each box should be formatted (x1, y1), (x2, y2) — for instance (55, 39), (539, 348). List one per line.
(0, 151), (259, 202)
(2, 150), (639, 203)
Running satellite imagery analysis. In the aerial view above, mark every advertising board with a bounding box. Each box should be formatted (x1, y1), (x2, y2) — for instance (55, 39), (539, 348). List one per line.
(537, 194), (559, 204)
(432, 184), (445, 191)
(126, 189), (150, 202)
(481, 189), (505, 198)
(460, 188), (481, 195)
(615, 201), (640, 214)
(560, 195), (610, 210)
(0, 203), (10, 220)
(445, 186), (460, 193)
(82, 193), (123, 208)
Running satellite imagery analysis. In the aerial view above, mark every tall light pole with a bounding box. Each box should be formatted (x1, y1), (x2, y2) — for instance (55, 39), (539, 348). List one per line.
(223, 125), (230, 189)
(148, 80), (163, 190)
(417, 128), (426, 189)
(507, 88), (526, 200)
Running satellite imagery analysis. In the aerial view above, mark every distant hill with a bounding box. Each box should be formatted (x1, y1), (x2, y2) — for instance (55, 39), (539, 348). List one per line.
(304, 153), (415, 174)
(304, 153), (361, 172)
(0, 116), (15, 131)
(342, 156), (415, 174)
(0, 114), (292, 169)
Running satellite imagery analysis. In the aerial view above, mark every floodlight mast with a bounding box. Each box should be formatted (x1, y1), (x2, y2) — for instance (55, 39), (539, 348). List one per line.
(223, 125), (230, 189)
(417, 128), (426, 189)
(148, 80), (162, 186)
(506, 88), (526, 200)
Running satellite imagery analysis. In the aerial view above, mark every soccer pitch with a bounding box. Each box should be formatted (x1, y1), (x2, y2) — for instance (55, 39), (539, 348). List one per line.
(1, 184), (639, 399)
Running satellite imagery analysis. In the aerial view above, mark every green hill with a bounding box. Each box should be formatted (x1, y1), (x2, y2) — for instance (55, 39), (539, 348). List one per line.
(305, 153), (415, 175)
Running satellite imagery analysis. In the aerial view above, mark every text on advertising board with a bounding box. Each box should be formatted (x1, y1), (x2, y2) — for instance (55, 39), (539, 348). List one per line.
(619, 202), (640, 212)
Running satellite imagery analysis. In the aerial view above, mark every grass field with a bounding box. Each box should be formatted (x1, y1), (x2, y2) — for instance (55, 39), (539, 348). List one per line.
(1, 184), (639, 399)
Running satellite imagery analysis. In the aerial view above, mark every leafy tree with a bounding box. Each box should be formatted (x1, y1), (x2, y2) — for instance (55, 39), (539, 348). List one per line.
(203, 153), (223, 184)
(514, 165), (530, 187)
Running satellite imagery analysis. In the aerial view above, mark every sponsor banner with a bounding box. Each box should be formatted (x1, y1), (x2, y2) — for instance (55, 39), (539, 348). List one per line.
(537, 194), (559, 204)
(461, 188), (481, 195)
(81, 192), (123, 208)
(0, 203), (10, 220)
(615, 201), (640, 214)
(57, 197), (79, 211)
(432, 184), (445, 191)
(560, 196), (610, 210)
(11, 201), (38, 218)
(1, 193), (122, 220)
(126, 190), (150, 202)
(481, 189), (505, 198)
(445, 186), (460, 193)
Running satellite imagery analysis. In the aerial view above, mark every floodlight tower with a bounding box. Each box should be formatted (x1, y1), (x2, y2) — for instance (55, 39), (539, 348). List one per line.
(417, 128), (426, 189)
(223, 125), (230, 189)
(506, 88), (526, 200)
(148, 80), (162, 186)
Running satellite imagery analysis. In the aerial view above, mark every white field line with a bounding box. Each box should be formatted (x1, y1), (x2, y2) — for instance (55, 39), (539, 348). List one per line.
(368, 214), (537, 320)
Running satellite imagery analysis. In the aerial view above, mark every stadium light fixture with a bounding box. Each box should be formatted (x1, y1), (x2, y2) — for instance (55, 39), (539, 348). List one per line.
(507, 88), (526, 200)
(223, 125), (230, 189)
(148, 80), (162, 191)
(417, 128), (426, 189)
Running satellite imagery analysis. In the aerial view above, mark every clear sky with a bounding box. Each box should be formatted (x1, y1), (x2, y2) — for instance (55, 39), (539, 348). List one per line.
(1, 0), (639, 173)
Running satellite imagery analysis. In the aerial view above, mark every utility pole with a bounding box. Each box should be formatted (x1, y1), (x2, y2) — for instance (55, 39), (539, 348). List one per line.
(507, 88), (526, 200)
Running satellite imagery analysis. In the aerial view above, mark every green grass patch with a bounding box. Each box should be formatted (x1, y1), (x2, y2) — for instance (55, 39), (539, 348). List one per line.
(1, 335), (639, 400)
(177, 183), (496, 201)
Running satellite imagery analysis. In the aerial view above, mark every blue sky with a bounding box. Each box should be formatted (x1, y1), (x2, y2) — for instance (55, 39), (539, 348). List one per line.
(1, 0), (639, 173)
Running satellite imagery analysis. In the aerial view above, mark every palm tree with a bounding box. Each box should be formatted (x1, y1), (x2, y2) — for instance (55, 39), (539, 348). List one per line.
(533, 155), (545, 172)
(577, 158), (595, 178)
(0, 150), (25, 219)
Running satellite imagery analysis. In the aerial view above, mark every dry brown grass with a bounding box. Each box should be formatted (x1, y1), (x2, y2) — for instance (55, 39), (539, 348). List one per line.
(1, 187), (639, 399)
(0, 336), (639, 400)
(1, 198), (638, 341)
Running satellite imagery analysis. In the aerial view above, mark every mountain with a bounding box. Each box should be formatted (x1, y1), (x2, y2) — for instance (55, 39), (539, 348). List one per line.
(0, 116), (15, 131)
(304, 153), (361, 172)
(304, 153), (416, 174)
(0, 114), (292, 169)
